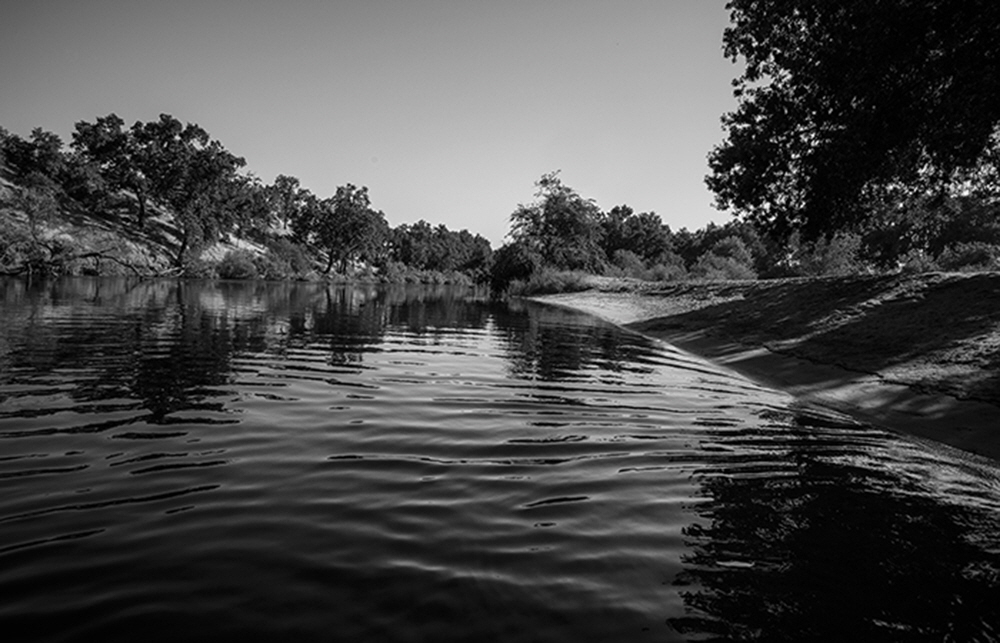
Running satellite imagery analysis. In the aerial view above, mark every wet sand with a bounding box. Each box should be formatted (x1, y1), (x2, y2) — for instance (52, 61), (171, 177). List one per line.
(534, 273), (1000, 462)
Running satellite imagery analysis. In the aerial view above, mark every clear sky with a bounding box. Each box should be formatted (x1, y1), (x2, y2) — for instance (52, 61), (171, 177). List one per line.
(1, 0), (740, 247)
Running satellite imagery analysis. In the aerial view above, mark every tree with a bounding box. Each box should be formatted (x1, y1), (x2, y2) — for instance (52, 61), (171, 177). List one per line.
(267, 174), (302, 231)
(509, 172), (603, 271)
(127, 115), (247, 266)
(707, 1), (1000, 239)
(72, 114), (149, 226)
(296, 184), (388, 274)
(3, 128), (67, 192)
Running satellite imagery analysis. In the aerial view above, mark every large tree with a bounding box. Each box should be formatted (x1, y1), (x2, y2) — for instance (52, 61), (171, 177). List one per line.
(707, 0), (1000, 239)
(130, 115), (247, 265)
(72, 114), (151, 226)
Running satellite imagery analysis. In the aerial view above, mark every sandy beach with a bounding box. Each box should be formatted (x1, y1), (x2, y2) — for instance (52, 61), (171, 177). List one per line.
(534, 273), (1000, 462)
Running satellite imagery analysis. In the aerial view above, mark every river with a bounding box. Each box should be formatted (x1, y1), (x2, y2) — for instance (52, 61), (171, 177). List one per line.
(1, 277), (998, 641)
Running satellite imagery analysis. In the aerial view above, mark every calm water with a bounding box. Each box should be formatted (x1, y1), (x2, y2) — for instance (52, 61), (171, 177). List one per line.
(1, 277), (999, 642)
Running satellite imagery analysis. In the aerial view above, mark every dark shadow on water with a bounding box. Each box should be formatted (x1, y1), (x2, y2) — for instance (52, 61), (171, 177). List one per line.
(668, 406), (1000, 641)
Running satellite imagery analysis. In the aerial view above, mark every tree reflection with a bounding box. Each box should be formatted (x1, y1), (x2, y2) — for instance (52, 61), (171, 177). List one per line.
(0, 278), (493, 423)
(668, 409), (1000, 641)
(490, 299), (652, 381)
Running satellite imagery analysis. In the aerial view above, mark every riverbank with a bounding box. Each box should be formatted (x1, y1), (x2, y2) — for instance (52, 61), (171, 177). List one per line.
(535, 273), (1000, 462)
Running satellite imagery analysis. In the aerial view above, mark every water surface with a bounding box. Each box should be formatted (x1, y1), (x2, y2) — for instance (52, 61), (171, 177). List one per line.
(1, 277), (998, 641)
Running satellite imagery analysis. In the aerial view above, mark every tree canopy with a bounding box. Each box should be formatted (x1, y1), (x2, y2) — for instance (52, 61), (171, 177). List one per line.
(707, 0), (1000, 239)
(509, 172), (604, 271)
(292, 184), (389, 274)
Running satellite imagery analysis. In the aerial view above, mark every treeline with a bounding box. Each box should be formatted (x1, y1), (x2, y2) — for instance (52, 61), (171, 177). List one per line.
(0, 114), (492, 282)
(489, 172), (1000, 295)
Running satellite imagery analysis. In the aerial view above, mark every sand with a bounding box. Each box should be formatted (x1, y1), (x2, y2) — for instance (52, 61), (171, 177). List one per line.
(534, 273), (1000, 462)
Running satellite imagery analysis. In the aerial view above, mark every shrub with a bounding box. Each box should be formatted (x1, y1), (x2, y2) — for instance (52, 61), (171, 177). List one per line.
(692, 254), (757, 280)
(264, 238), (313, 279)
(507, 269), (592, 296)
(709, 236), (755, 266)
(182, 258), (218, 279)
(647, 262), (688, 282)
(611, 249), (647, 278)
(898, 249), (938, 274)
(252, 252), (291, 280)
(937, 242), (1000, 271)
(799, 232), (866, 276)
(489, 242), (540, 294)
(217, 249), (258, 279)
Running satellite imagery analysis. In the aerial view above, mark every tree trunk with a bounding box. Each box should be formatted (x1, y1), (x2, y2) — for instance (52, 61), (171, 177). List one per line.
(175, 233), (189, 269)
(136, 192), (147, 229)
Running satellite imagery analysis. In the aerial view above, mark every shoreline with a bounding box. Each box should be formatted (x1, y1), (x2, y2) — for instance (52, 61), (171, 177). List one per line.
(534, 274), (1000, 462)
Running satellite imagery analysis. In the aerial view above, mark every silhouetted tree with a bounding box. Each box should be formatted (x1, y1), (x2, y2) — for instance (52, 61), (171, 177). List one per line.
(708, 0), (1000, 239)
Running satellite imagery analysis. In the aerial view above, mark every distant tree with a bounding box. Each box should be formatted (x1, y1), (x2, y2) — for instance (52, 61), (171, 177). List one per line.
(3, 128), (67, 192)
(707, 0), (1000, 239)
(391, 220), (435, 269)
(224, 174), (273, 242)
(509, 172), (603, 271)
(692, 236), (757, 280)
(601, 205), (673, 266)
(267, 174), (303, 230)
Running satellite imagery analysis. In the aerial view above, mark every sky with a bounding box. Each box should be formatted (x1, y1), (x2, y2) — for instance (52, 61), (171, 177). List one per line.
(1, 0), (740, 247)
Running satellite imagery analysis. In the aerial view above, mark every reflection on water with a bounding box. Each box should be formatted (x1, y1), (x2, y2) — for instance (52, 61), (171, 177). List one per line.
(670, 407), (1000, 641)
(1, 277), (999, 641)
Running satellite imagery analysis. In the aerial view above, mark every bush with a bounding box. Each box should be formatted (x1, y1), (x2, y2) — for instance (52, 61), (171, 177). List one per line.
(690, 237), (757, 280)
(507, 269), (592, 296)
(647, 262), (688, 282)
(937, 242), (1000, 271)
(265, 238), (313, 277)
(611, 249), (647, 278)
(489, 242), (540, 294)
(182, 258), (218, 279)
(252, 252), (291, 280)
(691, 254), (757, 280)
(898, 249), (938, 274)
(799, 232), (866, 276)
(217, 249), (258, 279)
(709, 236), (755, 266)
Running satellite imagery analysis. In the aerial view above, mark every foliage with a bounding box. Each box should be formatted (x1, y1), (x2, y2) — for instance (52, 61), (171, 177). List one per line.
(72, 114), (150, 225)
(217, 249), (259, 280)
(389, 220), (492, 274)
(600, 205), (673, 266)
(609, 249), (647, 277)
(647, 260), (688, 282)
(691, 236), (757, 281)
(1, 128), (67, 193)
(898, 249), (939, 274)
(798, 232), (867, 277)
(708, 1), (1000, 240)
(507, 269), (592, 296)
(263, 238), (314, 278)
(509, 172), (604, 271)
(937, 242), (1000, 272)
(489, 241), (540, 295)
(292, 184), (388, 275)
